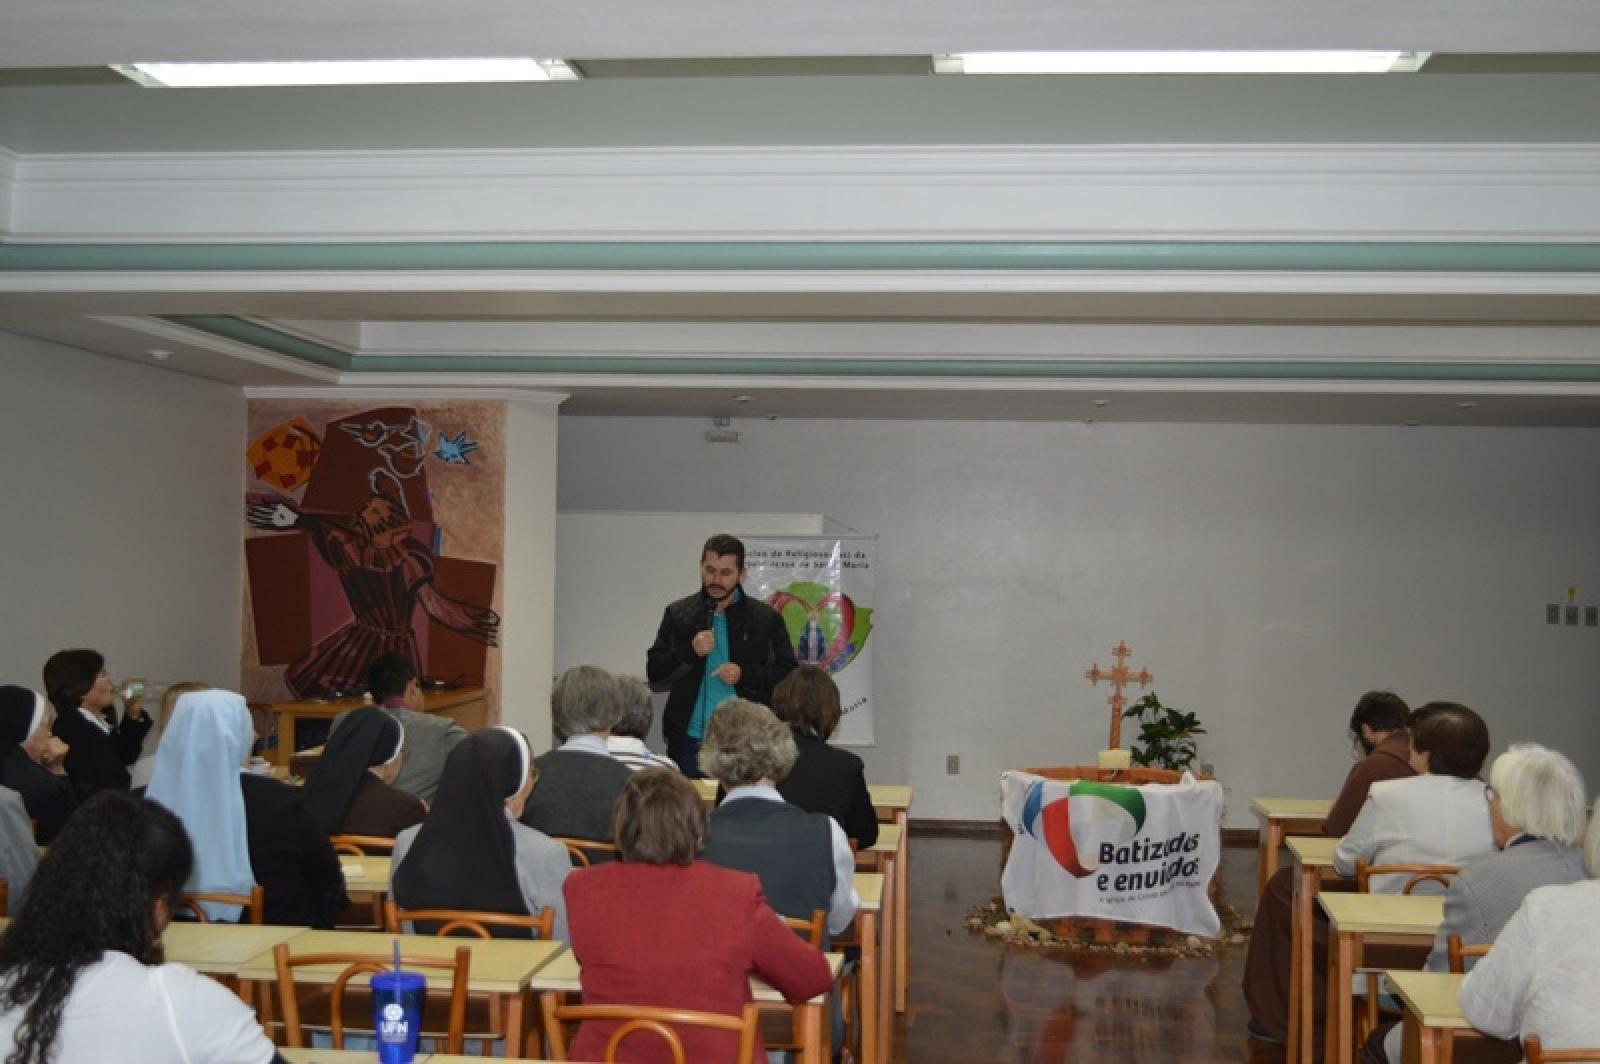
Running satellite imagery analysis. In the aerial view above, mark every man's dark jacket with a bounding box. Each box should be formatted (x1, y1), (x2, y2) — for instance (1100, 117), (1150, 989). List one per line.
(646, 588), (797, 743)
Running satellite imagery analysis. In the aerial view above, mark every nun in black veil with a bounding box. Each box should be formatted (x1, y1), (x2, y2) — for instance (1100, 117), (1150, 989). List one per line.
(391, 726), (571, 939)
(300, 707), (424, 839)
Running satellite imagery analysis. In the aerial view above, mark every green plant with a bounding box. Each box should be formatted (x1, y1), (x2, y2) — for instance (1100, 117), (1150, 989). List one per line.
(1121, 692), (1206, 772)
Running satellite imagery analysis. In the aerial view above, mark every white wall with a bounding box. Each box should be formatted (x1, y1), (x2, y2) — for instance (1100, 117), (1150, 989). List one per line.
(0, 330), (245, 694)
(499, 398), (564, 747)
(557, 416), (1600, 824)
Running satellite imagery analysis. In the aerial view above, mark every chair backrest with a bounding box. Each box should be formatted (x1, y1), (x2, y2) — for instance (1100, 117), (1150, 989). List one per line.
(1524, 1035), (1600, 1063)
(271, 942), (471, 1054)
(539, 992), (760, 1064)
(1354, 859), (1459, 894)
(177, 885), (265, 925)
(554, 837), (618, 868)
(1445, 933), (1491, 974)
(784, 909), (826, 949)
(330, 834), (396, 856)
(383, 898), (556, 940)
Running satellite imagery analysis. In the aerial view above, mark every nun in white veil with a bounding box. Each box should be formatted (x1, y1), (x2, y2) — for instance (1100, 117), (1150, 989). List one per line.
(145, 690), (256, 921)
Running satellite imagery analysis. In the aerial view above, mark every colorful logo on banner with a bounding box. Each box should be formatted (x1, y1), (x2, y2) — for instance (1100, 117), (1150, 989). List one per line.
(1020, 780), (1147, 878)
(767, 581), (874, 674)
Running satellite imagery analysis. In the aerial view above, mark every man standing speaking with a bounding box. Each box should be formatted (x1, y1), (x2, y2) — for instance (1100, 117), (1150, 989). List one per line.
(647, 534), (797, 775)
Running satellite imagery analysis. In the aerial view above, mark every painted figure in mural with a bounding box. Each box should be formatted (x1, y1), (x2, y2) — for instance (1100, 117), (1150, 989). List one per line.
(246, 469), (499, 698)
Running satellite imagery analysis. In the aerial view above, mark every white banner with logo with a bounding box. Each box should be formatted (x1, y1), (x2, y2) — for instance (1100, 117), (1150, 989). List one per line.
(1000, 770), (1224, 936)
(743, 536), (876, 746)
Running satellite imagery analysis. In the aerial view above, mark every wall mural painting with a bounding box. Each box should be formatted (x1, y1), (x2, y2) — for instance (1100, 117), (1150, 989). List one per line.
(243, 403), (503, 706)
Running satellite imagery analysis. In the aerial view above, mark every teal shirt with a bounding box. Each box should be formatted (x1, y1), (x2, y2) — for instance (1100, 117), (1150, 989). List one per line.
(687, 590), (740, 740)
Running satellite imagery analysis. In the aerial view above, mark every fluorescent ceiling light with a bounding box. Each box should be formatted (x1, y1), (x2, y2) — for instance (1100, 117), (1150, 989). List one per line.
(113, 58), (581, 88)
(934, 51), (1430, 75)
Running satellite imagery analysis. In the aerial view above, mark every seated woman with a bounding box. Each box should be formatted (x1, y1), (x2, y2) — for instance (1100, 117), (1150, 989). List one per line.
(0, 686), (76, 845)
(0, 791), (279, 1063)
(605, 675), (679, 773)
(128, 682), (209, 792)
(700, 698), (858, 938)
(1243, 689), (1414, 1043)
(300, 707), (425, 839)
(0, 787), (38, 909)
(563, 768), (833, 1062)
(148, 690), (345, 926)
(770, 665), (878, 849)
(43, 648), (152, 800)
(392, 727), (571, 939)
(1365, 741), (1590, 1063)
(521, 666), (633, 844)
(1458, 808), (1600, 1052)
(1332, 701), (1496, 890)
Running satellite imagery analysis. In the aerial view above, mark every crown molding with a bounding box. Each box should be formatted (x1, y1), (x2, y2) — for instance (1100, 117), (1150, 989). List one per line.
(9, 143), (1600, 243)
(0, 148), (18, 238)
(243, 384), (569, 407)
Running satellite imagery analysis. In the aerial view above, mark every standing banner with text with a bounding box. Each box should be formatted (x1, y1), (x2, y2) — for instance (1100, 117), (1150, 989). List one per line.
(1000, 770), (1224, 936)
(743, 536), (877, 747)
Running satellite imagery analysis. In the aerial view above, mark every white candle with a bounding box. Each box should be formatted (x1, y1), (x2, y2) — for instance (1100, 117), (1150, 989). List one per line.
(1097, 749), (1132, 771)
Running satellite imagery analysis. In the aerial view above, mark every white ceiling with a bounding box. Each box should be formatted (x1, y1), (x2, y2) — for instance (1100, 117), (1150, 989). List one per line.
(3, 0), (1600, 423)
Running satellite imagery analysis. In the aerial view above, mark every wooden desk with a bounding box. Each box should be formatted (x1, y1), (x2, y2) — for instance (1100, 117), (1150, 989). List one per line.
(1286, 835), (1343, 1064)
(531, 949), (844, 1064)
(1386, 970), (1470, 1064)
(341, 855), (391, 892)
(162, 922), (309, 981)
(853, 872), (885, 1064)
(692, 777), (717, 804)
(238, 929), (564, 1056)
(260, 688), (487, 767)
(868, 784), (912, 1016)
(1250, 798), (1333, 897)
(1320, 893), (1444, 1064)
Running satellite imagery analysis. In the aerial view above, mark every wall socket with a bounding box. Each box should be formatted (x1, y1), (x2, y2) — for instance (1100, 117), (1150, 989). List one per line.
(1547, 604), (1561, 625)
(1587, 607), (1599, 627)
(946, 755), (960, 775)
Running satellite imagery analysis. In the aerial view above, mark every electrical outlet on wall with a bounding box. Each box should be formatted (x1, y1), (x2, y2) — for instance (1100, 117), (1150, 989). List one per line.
(946, 755), (960, 775)
(1587, 607), (1599, 628)
(1547, 604), (1561, 624)
(1567, 605), (1581, 626)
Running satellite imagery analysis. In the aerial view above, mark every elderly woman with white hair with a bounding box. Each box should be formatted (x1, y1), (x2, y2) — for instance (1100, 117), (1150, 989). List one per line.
(520, 666), (633, 844)
(1364, 742), (1591, 1064)
(1455, 802), (1600, 1056)
(699, 698), (858, 938)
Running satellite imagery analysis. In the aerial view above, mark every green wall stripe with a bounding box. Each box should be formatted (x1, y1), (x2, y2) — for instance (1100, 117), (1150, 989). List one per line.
(161, 315), (1600, 383)
(10, 240), (1600, 273)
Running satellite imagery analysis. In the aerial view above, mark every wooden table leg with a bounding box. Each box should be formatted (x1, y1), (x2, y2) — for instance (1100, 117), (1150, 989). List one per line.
(1324, 929), (1359, 1064)
(1256, 815), (1281, 897)
(878, 850), (897, 1064)
(796, 999), (824, 1064)
(502, 989), (526, 1061)
(857, 910), (879, 1064)
(893, 809), (909, 1014)
(1288, 862), (1317, 1064)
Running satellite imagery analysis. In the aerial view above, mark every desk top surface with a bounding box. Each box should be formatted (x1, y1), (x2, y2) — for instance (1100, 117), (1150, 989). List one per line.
(1285, 835), (1340, 866)
(341, 855), (392, 888)
(1251, 797), (1334, 820)
(867, 823), (901, 854)
(161, 922), (309, 974)
(854, 872), (883, 910)
(1320, 892), (1444, 935)
(1386, 970), (1470, 1029)
(236, 929), (564, 993)
(870, 785), (912, 811)
(530, 948), (844, 1002)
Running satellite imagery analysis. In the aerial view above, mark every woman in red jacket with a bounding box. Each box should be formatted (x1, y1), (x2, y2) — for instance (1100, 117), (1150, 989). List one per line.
(563, 767), (833, 1063)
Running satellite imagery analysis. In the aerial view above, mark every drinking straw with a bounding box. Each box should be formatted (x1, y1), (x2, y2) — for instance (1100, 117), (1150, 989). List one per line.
(393, 938), (401, 973)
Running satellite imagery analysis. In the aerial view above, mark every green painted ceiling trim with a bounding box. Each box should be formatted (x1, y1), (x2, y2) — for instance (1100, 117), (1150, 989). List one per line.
(164, 315), (1600, 382)
(8, 240), (1600, 272)
(162, 315), (351, 370)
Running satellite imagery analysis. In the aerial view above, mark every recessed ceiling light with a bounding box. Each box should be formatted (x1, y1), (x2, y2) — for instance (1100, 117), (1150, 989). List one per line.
(1091, 398), (1111, 408)
(1455, 401), (1479, 410)
(933, 51), (1429, 75)
(1405, 419), (1421, 427)
(147, 349), (172, 360)
(112, 58), (581, 88)
(732, 395), (754, 404)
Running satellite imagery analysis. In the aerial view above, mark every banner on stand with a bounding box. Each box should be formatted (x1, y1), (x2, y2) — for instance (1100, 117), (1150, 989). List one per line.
(744, 536), (876, 746)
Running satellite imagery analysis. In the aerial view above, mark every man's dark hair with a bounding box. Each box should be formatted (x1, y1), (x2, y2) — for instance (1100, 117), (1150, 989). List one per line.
(366, 653), (418, 704)
(41, 649), (104, 716)
(1410, 701), (1491, 780)
(701, 534), (745, 570)
(1348, 690), (1410, 739)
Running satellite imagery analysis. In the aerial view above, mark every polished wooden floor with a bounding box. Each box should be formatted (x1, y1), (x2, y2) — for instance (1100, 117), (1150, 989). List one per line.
(892, 834), (1280, 1063)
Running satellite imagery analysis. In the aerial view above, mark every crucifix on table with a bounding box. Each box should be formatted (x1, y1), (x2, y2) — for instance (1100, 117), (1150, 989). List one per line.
(1085, 641), (1154, 749)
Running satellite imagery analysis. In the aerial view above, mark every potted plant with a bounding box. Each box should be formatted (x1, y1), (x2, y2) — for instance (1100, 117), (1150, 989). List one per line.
(1121, 693), (1206, 772)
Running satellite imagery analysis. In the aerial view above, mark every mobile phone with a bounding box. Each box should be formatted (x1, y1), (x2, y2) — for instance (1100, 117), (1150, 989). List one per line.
(123, 681), (145, 700)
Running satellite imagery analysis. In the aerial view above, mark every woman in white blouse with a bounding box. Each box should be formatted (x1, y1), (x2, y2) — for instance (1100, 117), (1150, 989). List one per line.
(1459, 809), (1600, 1052)
(1333, 702), (1497, 892)
(0, 792), (278, 1064)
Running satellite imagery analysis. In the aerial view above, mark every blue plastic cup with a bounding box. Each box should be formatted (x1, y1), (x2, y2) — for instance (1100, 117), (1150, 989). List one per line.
(371, 970), (426, 1064)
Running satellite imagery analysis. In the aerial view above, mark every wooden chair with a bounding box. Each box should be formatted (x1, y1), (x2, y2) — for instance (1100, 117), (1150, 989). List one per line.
(555, 837), (618, 868)
(384, 899), (556, 941)
(1446, 933), (1490, 974)
(330, 834), (396, 856)
(271, 941), (471, 1054)
(540, 993), (760, 1064)
(1349, 861), (1460, 1044)
(177, 885), (265, 925)
(1525, 1035), (1600, 1063)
